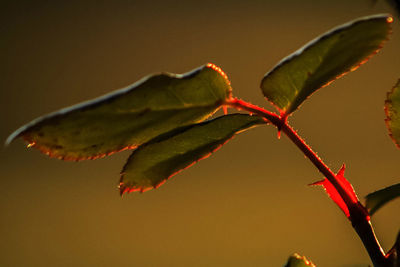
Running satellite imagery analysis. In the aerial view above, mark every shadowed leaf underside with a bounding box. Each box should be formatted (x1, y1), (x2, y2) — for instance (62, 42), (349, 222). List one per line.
(119, 114), (266, 194)
(365, 183), (400, 216)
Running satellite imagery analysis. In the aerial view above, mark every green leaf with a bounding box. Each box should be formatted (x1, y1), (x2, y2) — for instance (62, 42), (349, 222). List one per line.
(283, 253), (316, 267)
(385, 79), (400, 148)
(119, 114), (266, 194)
(6, 63), (232, 160)
(365, 183), (400, 216)
(261, 14), (392, 117)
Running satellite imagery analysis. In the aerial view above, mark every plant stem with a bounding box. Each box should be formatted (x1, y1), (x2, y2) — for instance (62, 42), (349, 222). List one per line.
(282, 119), (387, 267)
(227, 97), (387, 266)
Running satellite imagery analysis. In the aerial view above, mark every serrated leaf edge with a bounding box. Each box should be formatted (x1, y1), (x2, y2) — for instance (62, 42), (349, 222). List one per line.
(118, 115), (265, 195)
(384, 79), (400, 149)
(6, 63), (233, 161)
(261, 14), (392, 117)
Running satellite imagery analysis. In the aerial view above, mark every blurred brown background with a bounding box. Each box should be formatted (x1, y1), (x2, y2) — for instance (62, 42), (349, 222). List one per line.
(1, 1), (399, 266)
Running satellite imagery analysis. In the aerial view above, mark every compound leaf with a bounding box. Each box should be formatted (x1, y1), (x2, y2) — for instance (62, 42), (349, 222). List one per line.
(261, 14), (392, 117)
(385, 79), (400, 148)
(6, 63), (232, 160)
(119, 114), (266, 194)
(365, 183), (400, 216)
(284, 253), (316, 267)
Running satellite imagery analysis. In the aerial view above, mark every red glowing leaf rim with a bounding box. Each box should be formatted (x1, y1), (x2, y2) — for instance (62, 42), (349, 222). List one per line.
(118, 114), (265, 195)
(118, 137), (231, 195)
(262, 14), (393, 118)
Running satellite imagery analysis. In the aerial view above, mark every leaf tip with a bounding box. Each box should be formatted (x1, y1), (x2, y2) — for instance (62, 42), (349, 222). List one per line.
(285, 253), (316, 267)
(118, 182), (126, 196)
(5, 129), (23, 147)
(119, 174), (157, 196)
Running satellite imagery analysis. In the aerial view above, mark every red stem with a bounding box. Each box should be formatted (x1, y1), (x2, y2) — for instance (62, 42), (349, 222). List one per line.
(226, 98), (387, 266)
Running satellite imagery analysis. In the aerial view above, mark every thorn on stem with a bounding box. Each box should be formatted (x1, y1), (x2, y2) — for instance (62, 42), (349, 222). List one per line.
(223, 105), (228, 115)
(277, 130), (281, 139)
(277, 112), (288, 139)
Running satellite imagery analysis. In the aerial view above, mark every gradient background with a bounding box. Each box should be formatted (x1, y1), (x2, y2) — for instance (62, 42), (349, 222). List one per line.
(1, 1), (399, 266)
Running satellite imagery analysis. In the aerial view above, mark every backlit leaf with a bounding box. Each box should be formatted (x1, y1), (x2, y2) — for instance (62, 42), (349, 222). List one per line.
(119, 114), (266, 194)
(261, 14), (392, 117)
(365, 183), (400, 216)
(284, 253), (316, 267)
(6, 63), (232, 160)
(385, 79), (400, 148)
